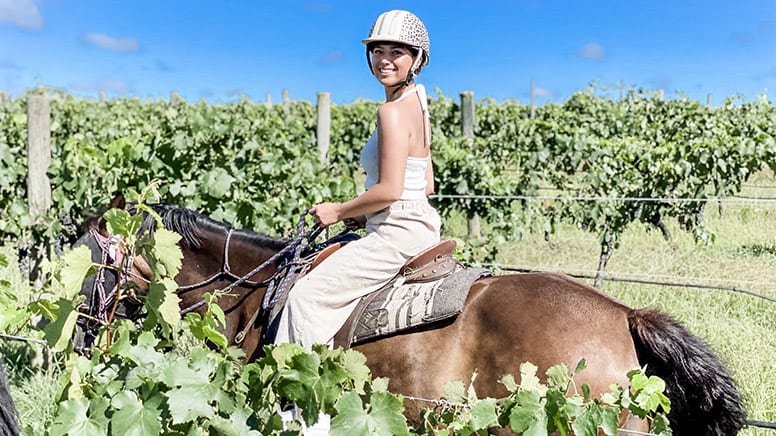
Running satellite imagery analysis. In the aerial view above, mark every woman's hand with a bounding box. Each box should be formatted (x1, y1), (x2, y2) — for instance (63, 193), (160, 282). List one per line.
(309, 202), (342, 227)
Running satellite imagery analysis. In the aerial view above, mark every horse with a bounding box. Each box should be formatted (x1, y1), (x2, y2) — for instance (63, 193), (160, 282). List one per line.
(75, 200), (746, 435)
(0, 361), (19, 436)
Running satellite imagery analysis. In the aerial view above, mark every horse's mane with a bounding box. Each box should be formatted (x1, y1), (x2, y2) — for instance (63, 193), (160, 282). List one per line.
(138, 204), (289, 252)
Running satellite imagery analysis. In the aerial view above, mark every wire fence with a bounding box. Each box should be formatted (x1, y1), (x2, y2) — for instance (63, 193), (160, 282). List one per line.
(480, 263), (776, 304)
(432, 192), (776, 304)
(431, 193), (776, 204)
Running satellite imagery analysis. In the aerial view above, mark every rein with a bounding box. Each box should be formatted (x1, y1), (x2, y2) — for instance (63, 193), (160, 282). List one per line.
(178, 210), (322, 317)
(175, 229), (263, 293)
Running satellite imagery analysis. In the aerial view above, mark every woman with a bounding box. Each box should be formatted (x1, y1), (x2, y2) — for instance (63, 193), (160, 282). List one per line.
(274, 10), (441, 350)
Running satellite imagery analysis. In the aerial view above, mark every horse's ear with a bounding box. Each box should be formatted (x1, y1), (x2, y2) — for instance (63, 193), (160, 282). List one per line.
(108, 192), (126, 210)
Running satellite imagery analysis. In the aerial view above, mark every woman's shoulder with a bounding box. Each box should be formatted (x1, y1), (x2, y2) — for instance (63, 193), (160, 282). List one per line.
(378, 95), (418, 125)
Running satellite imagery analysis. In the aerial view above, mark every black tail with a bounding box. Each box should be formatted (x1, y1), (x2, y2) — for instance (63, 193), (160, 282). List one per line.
(0, 361), (19, 436)
(628, 309), (745, 436)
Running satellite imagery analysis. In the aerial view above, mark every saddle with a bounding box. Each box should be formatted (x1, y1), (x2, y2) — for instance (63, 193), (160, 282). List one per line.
(264, 234), (497, 347)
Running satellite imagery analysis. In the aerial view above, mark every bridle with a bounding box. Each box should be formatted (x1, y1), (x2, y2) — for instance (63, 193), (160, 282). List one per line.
(178, 212), (327, 344)
(175, 228), (265, 294)
(82, 227), (148, 322)
(82, 209), (341, 346)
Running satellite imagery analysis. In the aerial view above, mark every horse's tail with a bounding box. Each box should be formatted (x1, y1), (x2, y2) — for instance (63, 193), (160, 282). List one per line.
(0, 362), (19, 436)
(627, 309), (745, 436)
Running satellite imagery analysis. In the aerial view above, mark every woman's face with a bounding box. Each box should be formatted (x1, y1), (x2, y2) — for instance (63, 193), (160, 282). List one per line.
(370, 43), (415, 86)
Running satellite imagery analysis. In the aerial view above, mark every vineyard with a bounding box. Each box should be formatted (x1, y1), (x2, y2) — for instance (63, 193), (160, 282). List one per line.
(1, 86), (774, 269)
(0, 87), (775, 434)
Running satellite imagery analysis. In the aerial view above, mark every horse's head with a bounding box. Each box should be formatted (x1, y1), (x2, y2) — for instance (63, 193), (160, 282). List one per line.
(73, 194), (292, 359)
(72, 193), (152, 352)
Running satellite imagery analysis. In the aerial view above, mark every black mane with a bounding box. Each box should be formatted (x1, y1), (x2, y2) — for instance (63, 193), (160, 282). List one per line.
(139, 204), (289, 252)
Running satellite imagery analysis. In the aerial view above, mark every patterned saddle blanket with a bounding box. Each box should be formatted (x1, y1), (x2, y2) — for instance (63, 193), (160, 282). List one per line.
(338, 267), (493, 346)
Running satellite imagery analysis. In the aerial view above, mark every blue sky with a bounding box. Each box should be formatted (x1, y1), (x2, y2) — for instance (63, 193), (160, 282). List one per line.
(1, 0), (774, 105)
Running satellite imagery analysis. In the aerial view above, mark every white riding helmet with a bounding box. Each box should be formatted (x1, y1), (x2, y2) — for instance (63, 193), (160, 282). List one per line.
(362, 10), (430, 81)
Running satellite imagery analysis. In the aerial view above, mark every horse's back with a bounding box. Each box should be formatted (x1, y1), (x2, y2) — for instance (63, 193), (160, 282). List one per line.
(357, 272), (641, 404)
(463, 273), (640, 392)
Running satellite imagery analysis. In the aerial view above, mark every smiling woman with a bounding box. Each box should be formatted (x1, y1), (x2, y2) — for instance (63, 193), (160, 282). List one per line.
(273, 10), (441, 351)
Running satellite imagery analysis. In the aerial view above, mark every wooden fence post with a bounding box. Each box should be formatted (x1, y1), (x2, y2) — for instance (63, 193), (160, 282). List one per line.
(27, 95), (52, 221)
(530, 80), (536, 119)
(460, 91), (474, 138)
(460, 91), (480, 239)
(282, 89), (290, 107)
(317, 92), (331, 164)
(26, 94), (52, 286)
(266, 93), (273, 106)
(707, 94), (713, 109)
(282, 89), (290, 119)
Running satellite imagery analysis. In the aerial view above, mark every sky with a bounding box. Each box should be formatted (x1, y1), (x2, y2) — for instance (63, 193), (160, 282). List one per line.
(1, 0), (774, 105)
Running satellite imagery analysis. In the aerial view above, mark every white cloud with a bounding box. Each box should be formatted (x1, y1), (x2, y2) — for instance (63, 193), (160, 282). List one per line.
(578, 42), (605, 61)
(0, 0), (43, 31)
(84, 33), (140, 52)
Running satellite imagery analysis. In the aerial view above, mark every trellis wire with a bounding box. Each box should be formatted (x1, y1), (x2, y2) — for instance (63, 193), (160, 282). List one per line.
(431, 194), (776, 205)
(481, 263), (776, 304)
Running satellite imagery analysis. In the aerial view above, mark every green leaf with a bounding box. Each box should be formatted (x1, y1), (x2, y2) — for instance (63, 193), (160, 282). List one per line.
(546, 363), (571, 393)
(509, 390), (547, 436)
(43, 298), (79, 352)
(205, 168), (235, 198)
(341, 349), (371, 394)
(110, 390), (163, 436)
(331, 391), (408, 436)
(152, 228), (183, 276)
(442, 380), (467, 403)
(166, 385), (216, 424)
(50, 397), (109, 436)
(519, 362), (547, 396)
(60, 245), (95, 299)
(224, 406), (261, 436)
(103, 208), (134, 238)
(470, 398), (499, 430)
(571, 402), (602, 436)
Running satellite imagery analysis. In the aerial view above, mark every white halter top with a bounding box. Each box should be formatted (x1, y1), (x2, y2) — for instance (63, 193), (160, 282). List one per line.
(359, 84), (431, 200)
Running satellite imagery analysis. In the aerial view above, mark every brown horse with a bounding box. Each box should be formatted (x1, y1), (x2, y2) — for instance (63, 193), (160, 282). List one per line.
(77, 202), (746, 435)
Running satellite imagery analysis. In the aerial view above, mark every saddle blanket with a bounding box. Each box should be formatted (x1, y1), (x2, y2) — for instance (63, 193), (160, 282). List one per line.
(348, 267), (492, 345)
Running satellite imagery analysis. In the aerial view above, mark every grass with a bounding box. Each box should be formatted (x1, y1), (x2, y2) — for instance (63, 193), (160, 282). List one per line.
(2, 170), (775, 434)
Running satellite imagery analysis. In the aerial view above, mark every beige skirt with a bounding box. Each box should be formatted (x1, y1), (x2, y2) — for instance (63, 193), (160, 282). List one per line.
(273, 198), (441, 349)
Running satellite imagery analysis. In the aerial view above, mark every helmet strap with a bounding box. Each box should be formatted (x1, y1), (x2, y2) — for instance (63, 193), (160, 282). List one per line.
(404, 48), (423, 85)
